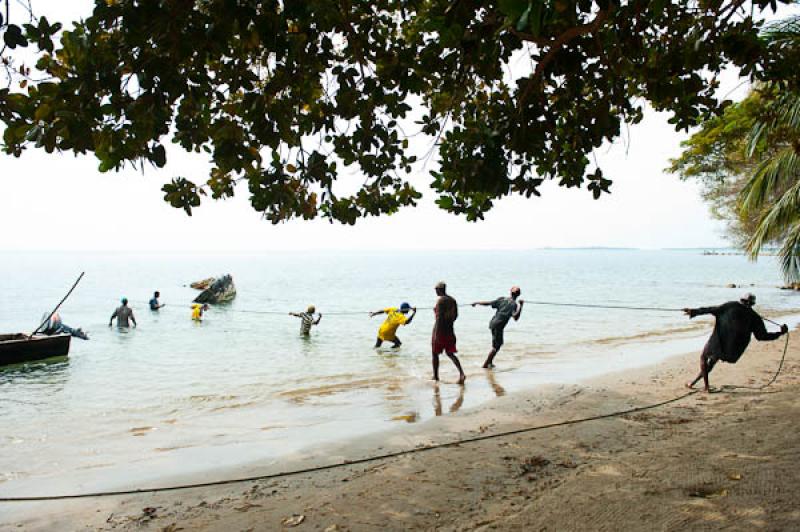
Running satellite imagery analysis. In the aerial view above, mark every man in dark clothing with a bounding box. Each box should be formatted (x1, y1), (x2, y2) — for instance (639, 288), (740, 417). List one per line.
(432, 281), (466, 384)
(472, 286), (524, 368)
(684, 293), (787, 392)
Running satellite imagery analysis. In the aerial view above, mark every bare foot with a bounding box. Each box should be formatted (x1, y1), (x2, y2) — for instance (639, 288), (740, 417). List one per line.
(685, 382), (695, 389)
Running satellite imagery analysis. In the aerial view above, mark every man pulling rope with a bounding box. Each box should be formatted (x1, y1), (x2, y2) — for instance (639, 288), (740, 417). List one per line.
(684, 292), (788, 392)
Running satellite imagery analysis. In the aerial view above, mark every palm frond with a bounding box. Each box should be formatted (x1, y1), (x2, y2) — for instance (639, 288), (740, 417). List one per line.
(746, 179), (800, 259)
(778, 222), (800, 283)
(739, 147), (800, 214)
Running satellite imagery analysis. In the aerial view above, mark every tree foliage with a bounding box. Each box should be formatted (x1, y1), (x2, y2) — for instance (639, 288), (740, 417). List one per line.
(671, 14), (800, 281)
(669, 90), (776, 246)
(0, 0), (795, 223)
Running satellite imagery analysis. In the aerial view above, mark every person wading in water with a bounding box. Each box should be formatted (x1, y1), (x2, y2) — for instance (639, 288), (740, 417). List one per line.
(684, 292), (788, 392)
(472, 286), (524, 368)
(370, 302), (416, 348)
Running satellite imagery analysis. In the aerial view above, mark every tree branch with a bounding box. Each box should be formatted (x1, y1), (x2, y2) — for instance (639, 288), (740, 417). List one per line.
(517, 3), (615, 109)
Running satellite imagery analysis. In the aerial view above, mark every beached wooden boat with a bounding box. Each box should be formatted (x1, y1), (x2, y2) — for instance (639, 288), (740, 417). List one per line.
(0, 333), (71, 366)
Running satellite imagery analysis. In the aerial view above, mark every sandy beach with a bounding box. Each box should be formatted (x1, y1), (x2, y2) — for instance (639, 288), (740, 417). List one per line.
(3, 328), (800, 531)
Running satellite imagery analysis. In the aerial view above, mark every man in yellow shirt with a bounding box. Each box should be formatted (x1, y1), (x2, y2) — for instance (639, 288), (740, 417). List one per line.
(370, 302), (416, 348)
(191, 303), (209, 321)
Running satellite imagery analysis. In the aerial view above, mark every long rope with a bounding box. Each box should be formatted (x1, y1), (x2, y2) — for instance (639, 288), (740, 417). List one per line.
(136, 295), (800, 320)
(518, 299), (682, 312)
(0, 389), (698, 502)
(136, 300), (683, 317)
(721, 332), (790, 391)
(2, 295), (788, 501)
(29, 272), (85, 337)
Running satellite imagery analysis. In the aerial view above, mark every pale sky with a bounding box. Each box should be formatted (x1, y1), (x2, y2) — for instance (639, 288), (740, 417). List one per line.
(2, 1), (788, 252)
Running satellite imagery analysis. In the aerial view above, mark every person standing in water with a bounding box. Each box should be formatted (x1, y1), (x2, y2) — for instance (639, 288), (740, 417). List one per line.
(370, 302), (417, 348)
(191, 303), (209, 321)
(109, 298), (137, 328)
(684, 292), (787, 392)
(289, 305), (322, 336)
(431, 282), (466, 384)
(149, 291), (164, 310)
(472, 286), (524, 368)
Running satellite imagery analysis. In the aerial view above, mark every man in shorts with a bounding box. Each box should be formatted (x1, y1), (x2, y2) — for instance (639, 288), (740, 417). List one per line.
(472, 286), (524, 368)
(432, 281), (466, 384)
(370, 302), (416, 348)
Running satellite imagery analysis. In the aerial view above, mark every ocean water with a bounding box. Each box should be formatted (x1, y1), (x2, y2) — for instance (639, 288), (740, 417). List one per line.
(1, 249), (798, 495)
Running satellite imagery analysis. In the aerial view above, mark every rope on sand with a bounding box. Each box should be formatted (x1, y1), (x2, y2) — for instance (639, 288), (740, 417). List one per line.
(720, 331), (790, 391)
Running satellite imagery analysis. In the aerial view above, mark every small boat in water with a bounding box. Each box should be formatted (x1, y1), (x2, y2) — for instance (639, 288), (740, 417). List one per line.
(0, 333), (71, 366)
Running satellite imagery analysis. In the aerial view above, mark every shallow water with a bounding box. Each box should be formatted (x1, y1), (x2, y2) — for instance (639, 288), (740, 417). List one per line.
(1, 249), (798, 494)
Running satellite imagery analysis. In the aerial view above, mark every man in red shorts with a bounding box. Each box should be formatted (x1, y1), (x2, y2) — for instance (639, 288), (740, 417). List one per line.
(432, 281), (466, 384)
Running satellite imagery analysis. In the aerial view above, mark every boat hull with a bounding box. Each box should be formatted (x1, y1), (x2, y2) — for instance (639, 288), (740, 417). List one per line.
(0, 333), (71, 366)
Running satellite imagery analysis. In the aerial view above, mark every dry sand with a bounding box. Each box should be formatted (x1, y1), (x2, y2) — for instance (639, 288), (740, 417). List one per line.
(4, 331), (800, 531)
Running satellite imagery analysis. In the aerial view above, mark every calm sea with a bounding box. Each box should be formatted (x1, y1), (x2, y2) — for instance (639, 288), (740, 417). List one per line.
(1, 249), (798, 495)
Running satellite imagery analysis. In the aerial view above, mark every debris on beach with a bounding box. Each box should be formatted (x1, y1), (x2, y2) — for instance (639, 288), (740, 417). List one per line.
(282, 514), (306, 527)
(234, 502), (262, 512)
(193, 274), (236, 304)
(687, 484), (728, 499)
(518, 456), (550, 478)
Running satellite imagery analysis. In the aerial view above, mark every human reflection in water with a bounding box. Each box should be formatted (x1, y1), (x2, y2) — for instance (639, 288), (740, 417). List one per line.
(485, 370), (506, 397)
(433, 382), (464, 416)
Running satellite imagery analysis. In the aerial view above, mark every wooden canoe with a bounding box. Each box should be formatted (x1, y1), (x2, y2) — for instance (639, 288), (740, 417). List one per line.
(0, 333), (71, 366)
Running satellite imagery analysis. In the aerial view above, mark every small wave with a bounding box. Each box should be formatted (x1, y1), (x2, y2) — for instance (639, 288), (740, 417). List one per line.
(211, 401), (258, 412)
(130, 426), (156, 436)
(278, 376), (404, 404)
(154, 445), (194, 453)
(188, 394), (239, 403)
(587, 323), (708, 346)
(78, 462), (115, 471)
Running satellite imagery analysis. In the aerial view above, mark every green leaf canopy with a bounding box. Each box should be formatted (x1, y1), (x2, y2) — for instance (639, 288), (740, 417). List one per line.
(0, 0), (794, 223)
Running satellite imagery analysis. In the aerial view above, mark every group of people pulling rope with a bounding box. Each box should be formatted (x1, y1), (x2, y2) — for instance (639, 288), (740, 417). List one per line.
(99, 281), (790, 392)
(9, 279), (792, 503)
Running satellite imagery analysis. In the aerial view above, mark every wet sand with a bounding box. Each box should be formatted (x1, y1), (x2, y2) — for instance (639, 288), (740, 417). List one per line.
(4, 330), (800, 531)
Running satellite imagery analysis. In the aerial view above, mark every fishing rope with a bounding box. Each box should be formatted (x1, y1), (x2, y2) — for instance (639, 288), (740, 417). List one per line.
(132, 299), (683, 317)
(720, 331), (790, 391)
(5, 291), (789, 502)
(517, 300), (683, 312)
(0, 389), (698, 502)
